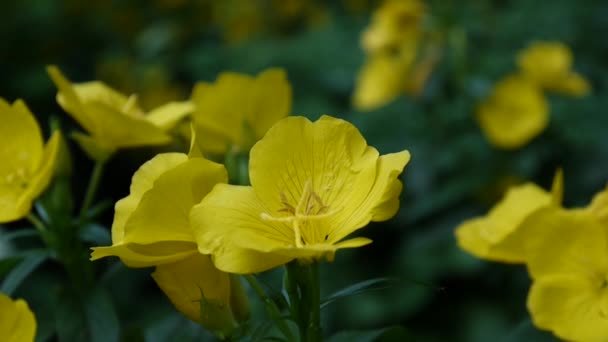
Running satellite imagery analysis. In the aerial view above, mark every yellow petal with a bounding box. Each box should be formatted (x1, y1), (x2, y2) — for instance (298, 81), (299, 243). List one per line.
(71, 132), (115, 162)
(476, 75), (549, 149)
(352, 53), (410, 111)
(151, 254), (232, 324)
(0, 293), (36, 342)
(522, 208), (608, 279)
(90, 242), (198, 268)
(245, 68), (291, 140)
(548, 72), (591, 97)
(455, 183), (551, 263)
(146, 101), (194, 130)
(108, 153), (188, 245)
(191, 184), (294, 274)
(528, 275), (608, 342)
(46, 65), (96, 132)
(15, 131), (62, 216)
(70, 81), (138, 117)
(122, 157), (227, 245)
(0, 99), (43, 179)
(517, 41), (573, 86)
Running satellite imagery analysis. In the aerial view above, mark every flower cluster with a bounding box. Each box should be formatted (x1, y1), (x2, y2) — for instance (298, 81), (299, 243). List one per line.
(455, 171), (608, 341)
(476, 41), (590, 149)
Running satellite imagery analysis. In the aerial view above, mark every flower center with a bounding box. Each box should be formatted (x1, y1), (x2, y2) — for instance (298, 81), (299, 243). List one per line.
(261, 180), (340, 248)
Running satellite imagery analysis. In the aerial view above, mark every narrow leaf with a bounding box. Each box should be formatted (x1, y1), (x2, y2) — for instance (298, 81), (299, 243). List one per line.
(1, 249), (48, 295)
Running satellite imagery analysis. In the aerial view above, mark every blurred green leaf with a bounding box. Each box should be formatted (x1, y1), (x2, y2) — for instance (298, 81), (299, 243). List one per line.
(85, 286), (120, 342)
(79, 223), (111, 246)
(328, 326), (409, 342)
(501, 319), (559, 342)
(321, 278), (396, 309)
(1, 249), (48, 296)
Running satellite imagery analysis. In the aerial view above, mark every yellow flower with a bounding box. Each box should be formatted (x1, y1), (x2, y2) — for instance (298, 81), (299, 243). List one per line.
(361, 0), (425, 53)
(0, 99), (61, 223)
(353, 51), (413, 111)
(455, 170), (562, 263)
(89, 143), (247, 334)
(517, 41), (591, 97)
(521, 206), (608, 341)
(46, 66), (193, 161)
(0, 292), (36, 342)
(190, 68), (291, 155)
(476, 74), (549, 149)
(192, 116), (410, 273)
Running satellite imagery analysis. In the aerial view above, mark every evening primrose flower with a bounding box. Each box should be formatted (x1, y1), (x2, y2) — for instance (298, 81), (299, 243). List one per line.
(455, 170), (562, 263)
(476, 74), (549, 149)
(517, 41), (591, 97)
(0, 98), (61, 223)
(192, 116), (410, 274)
(522, 206), (608, 341)
(361, 0), (425, 53)
(47, 66), (193, 161)
(190, 68), (291, 155)
(0, 293), (36, 342)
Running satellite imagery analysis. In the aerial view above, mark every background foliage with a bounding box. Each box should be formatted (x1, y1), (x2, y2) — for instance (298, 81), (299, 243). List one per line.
(1, 0), (607, 341)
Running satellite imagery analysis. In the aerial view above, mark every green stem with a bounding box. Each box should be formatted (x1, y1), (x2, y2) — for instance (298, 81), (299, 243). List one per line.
(243, 275), (295, 341)
(26, 213), (46, 233)
(307, 262), (322, 342)
(80, 161), (105, 218)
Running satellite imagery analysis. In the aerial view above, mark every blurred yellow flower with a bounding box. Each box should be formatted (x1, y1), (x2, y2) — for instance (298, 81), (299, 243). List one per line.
(517, 41), (591, 97)
(476, 75), (549, 149)
(190, 68), (291, 155)
(361, 0), (425, 53)
(455, 170), (562, 263)
(522, 206), (608, 341)
(0, 99), (61, 223)
(0, 293), (36, 342)
(47, 66), (193, 161)
(192, 116), (410, 273)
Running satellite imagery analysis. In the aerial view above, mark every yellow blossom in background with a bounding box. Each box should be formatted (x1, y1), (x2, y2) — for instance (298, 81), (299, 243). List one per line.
(0, 99), (61, 223)
(521, 206), (608, 341)
(0, 293), (36, 342)
(476, 75), (549, 149)
(190, 68), (291, 155)
(361, 0), (425, 53)
(47, 66), (193, 161)
(455, 170), (562, 263)
(192, 116), (410, 274)
(517, 41), (591, 97)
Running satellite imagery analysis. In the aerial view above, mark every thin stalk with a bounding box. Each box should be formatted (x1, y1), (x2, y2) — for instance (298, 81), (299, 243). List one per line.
(307, 262), (322, 341)
(80, 161), (105, 218)
(244, 274), (295, 341)
(26, 213), (46, 234)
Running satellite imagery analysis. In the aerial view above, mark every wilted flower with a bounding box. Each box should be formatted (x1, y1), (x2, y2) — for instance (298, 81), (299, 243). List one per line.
(476, 75), (549, 149)
(47, 66), (192, 161)
(0, 292), (36, 342)
(192, 116), (410, 273)
(0, 99), (61, 223)
(517, 41), (591, 97)
(190, 68), (291, 155)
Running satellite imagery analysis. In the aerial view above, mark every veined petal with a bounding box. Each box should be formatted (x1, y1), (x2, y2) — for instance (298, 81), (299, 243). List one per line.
(455, 183), (551, 263)
(528, 275), (608, 342)
(0, 293), (36, 342)
(146, 101), (194, 130)
(522, 208), (608, 279)
(191, 184), (294, 273)
(328, 150), (410, 242)
(246, 68), (291, 139)
(250, 116), (378, 227)
(152, 254), (232, 328)
(0, 99), (44, 179)
(123, 157), (227, 245)
(110, 153), (188, 244)
(90, 242), (198, 268)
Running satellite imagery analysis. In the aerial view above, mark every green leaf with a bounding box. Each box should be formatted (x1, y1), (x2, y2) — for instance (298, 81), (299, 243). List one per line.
(1, 249), (48, 295)
(79, 223), (111, 246)
(1, 228), (39, 241)
(501, 319), (559, 342)
(84, 286), (120, 342)
(328, 326), (409, 342)
(321, 278), (396, 309)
